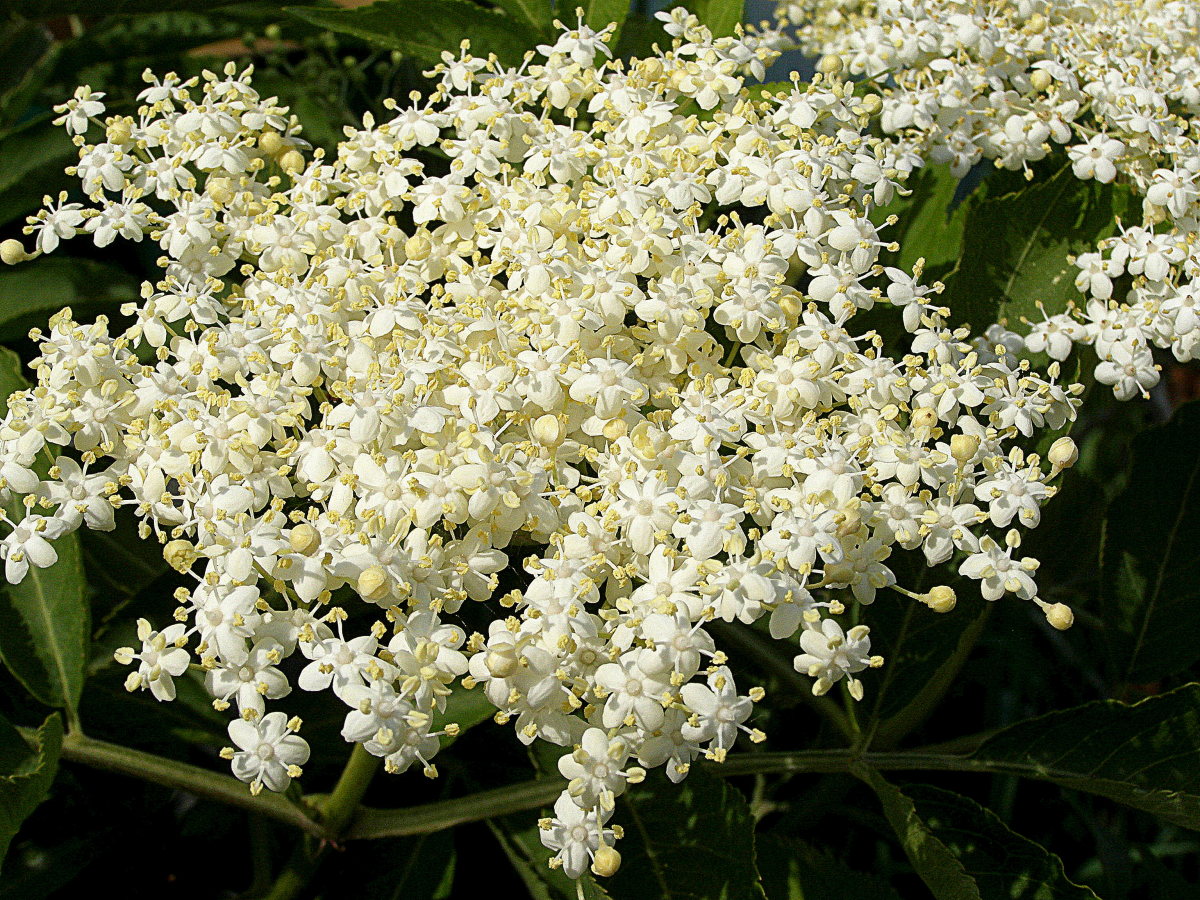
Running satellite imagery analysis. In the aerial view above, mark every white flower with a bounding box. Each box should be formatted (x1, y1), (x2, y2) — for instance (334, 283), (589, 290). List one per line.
(114, 619), (191, 702)
(225, 711), (310, 795)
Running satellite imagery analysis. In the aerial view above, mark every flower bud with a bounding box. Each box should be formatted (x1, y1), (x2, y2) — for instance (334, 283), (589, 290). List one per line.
(258, 131), (285, 156)
(163, 539), (198, 573)
(921, 585), (957, 613)
(531, 414), (562, 447)
(592, 846), (621, 878)
(0, 239), (28, 265)
(1047, 436), (1078, 473)
(857, 93), (882, 116)
(911, 406), (938, 431)
(279, 149), (305, 174)
(289, 523), (320, 555)
(950, 433), (981, 466)
(817, 54), (843, 75)
(404, 233), (432, 261)
(357, 565), (390, 602)
(1044, 602), (1074, 631)
(1030, 69), (1053, 92)
(485, 649), (519, 678)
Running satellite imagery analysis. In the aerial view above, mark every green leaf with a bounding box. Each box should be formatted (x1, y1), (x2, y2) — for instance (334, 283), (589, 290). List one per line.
(492, 0), (554, 30)
(0, 117), (75, 227)
(691, 0), (744, 37)
(359, 829), (457, 900)
(757, 833), (902, 900)
(1100, 401), (1200, 683)
(856, 766), (983, 900)
(962, 682), (1200, 830)
(875, 164), (969, 279)
(903, 783), (1100, 900)
(579, 0), (631, 33)
(0, 258), (138, 343)
(604, 767), (767, 900)
(285, 0), (538, 67)
(943, 164), (1132, 330)
(431, 681), (496, 742)
(10, 0), (313, 18)
(0, 713), (63, 870)
(488, 814), (610, 900)
(0, 349), (88, 714)
(865, 592), (991, 748)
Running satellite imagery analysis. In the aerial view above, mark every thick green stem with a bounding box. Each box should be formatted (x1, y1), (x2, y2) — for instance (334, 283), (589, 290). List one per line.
(49, 729), (326, 838)
(262, 743), (380, 900)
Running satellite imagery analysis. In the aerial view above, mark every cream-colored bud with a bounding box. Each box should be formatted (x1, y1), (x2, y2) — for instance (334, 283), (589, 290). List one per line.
(817, 54), (843, 75)
(531, 414), (563, 447)
(1026, 13), (1047, 34)
(357, 565), (390, 602)
(207, 177), (234, 205)
(1044, 602), (1074, 631)
(921, 585), (957, 614)
(1047, 437), (1078, 473)
(258, 132), (285, 156)
(1030, 69), (1053, 92)
(857, 93), (882, 116)
(279, 149), (305, 174)
(0, 239), (29, 265)
(592, 846), (621, 878)
(911, 406), (938, 430)
(485, 649), (519, 678)
(163, 539), (198, 573)
(950, 433), (981, 466)
(404, 233), (431, 261)
(289, 523), (320, 555)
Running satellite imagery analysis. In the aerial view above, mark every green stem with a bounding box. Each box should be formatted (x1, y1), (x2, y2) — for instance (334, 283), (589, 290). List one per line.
(262, 743), (380, 900)
(710, 621), (856, 742)
(49, 730), (326, 838)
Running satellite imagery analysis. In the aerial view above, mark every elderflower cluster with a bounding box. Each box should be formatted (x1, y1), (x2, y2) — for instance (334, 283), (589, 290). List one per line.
(0, 9), (1079, 878)
(771, 0), (1200, 400)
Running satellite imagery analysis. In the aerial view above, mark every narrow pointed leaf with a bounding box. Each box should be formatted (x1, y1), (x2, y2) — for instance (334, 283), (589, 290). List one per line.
(0, 713), (63, 869)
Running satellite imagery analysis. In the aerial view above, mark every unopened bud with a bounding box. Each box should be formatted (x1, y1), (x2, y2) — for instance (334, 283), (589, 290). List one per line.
(1047, 436), (1078, 473)
(531, 414), (563, 447)
(289, 523), (320, 555)
(592, 846), (622, 878)
(1030, 69), (1053, 92)
(911, 406), (937, 431)
(0, 239), (29, 265)
(921, 585), (957, 613)
(404, 233), (432, 261)
(258, 132), (285, 156)
(279, 149), (305, 174)
(950, 433), (981, 466)
(1044, 602), (1074, 631)
(857, 93), (882, 116)
(485, 649), (519, 678)
(357, 565), (390, 602)
(817, 54), (843, 75)
(1026, 13), (1047, 34)
(107, 118), (133, 145)
(163, 539), (198, 573)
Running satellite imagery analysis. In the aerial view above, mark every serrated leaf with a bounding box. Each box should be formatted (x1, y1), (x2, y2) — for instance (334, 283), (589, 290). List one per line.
(1099, 402), (1200, 683)
(943, 164), (1132, 330)
(0, 713), (63, 870)
(962, 683), (1200, 830)
(856, 766), (983, 900)
(691, 0), (744, 37)
(0, 258), (138, 343)
(901, 782), (1100, 900)
(604, 767), (767, 900)
(0, 349), (88, 713)
(285, 0), (538, 68)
